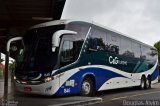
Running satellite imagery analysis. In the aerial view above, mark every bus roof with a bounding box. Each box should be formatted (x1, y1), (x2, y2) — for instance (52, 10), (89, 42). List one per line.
(30, 19), (154, 49)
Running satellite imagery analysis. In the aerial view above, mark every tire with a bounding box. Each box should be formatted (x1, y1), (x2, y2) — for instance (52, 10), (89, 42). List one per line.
(146, 76), (151, 89)
(80, 77), (95, 96)
(139, 76), (146, 90)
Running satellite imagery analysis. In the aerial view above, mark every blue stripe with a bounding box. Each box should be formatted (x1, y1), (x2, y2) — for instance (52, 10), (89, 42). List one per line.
(55, 67), (126, 96)
(55, 65), (159, 96)
(151, 65), (159, 81)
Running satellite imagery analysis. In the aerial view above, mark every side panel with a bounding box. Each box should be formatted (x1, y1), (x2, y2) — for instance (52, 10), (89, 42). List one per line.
(54, 61), (158, 96)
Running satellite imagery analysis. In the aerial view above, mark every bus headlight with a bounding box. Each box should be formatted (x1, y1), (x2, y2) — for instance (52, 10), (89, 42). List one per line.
(14, 76), (17, 80)
(44, 77), (53, 82)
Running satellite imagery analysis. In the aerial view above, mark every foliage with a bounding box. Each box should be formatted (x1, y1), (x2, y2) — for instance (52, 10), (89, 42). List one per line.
(0, 65), (3, 79)
(154, 41), (160, 65)
(9, 61), (15, 80)
(10, 62), (15, 71)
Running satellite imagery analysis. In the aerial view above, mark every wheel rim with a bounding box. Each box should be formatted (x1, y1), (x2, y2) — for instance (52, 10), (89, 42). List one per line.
(82, 81), (91, 95)
(146, 78), (150, 88)
(141, 79), (144, 89)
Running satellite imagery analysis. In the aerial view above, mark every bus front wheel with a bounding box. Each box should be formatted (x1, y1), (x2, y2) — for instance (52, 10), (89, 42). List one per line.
(80, 77), (95, 96)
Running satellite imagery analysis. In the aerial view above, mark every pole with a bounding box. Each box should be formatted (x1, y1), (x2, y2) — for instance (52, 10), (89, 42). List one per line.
(4, 33), (9, 100)
(0, 52), (1, 64)
(4, 51), (9, 87)
(3, 37), (22, 100)
(3, 52), (9, 100)
(0, 52), (2, 64)
(0, 52), (1, 75)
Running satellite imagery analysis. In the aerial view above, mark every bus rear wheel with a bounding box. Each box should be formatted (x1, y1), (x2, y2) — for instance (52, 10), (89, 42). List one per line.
(146, 76), (151, 89)
(80, 77), (95, 96)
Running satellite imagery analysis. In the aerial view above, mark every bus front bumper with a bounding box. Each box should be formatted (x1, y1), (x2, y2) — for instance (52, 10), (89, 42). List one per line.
(14, 79), (59, 96)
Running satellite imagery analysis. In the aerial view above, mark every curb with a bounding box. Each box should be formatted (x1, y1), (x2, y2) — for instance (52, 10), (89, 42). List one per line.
(49, 97), (103, 106)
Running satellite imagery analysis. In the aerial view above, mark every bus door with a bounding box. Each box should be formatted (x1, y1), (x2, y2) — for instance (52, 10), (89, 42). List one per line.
(59, 35), (75, 88)
(59, 35), (75, 68)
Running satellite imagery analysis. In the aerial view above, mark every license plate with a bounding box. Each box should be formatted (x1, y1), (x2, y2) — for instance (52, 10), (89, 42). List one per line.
(24, 87), (32, 93)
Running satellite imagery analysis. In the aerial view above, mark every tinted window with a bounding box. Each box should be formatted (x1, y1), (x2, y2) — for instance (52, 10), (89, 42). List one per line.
(131, 42), (141, 58)
(149, 48), (158, 64)
(88, 28), (106, 51)
(106, 33), (120, 54)
(67, 22), (89, 60)
(16, 25), (64, 70)
(60, 40), (74, 66)
(141, 45), (148, 59)
(120, 38), (133, 57)
(67, 22), (88, 41)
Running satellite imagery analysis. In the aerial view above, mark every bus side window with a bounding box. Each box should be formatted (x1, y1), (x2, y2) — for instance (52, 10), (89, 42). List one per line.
(140, 45), (148, 60)
(87, 28), (106, 52)
(131, 42), (141, 58)
(106, 33), (120, 54)
(120, 38), (133, 57)
(88, 38), (98, 52)
(60, 40), (74, 67)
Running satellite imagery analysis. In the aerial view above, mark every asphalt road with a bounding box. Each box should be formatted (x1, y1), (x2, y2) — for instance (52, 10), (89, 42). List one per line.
(93, 83), (160, 106)
(0, 83), (160, 106)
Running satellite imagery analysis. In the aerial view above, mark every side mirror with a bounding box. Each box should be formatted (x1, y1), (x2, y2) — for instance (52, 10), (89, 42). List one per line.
(52, 30), (77, 52)
(11, 45), (18, 51)
(7, 37), (22, 52)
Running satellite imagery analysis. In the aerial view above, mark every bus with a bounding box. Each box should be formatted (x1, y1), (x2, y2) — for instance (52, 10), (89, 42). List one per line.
(14, 20), (159, 96)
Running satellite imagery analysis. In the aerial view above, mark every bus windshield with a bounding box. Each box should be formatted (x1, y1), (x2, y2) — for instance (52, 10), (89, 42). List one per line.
(16, 25), (65, 72)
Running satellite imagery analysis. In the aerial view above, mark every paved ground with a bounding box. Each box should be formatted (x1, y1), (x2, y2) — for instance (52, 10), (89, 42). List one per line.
(0, 79), (12, 99)
(93, 83), (160, 106)
(0, 80), (4, 98)
(0, 79), (102, 106)
(0, 79), (160, 106)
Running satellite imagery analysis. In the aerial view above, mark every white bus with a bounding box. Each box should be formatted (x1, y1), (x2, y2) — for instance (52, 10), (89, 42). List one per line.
(14, 20), (159, 96)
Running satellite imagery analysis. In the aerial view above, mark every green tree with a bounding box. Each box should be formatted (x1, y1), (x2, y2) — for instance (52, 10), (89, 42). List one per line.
(9, 60), (15, 81)
(154, 40), (160, 65)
